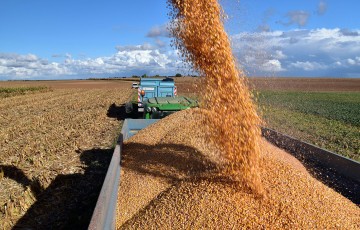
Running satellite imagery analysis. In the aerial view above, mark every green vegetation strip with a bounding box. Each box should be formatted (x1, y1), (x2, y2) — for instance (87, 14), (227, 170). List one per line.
(257, 91), (360, 161)
(0, 86), (50, 98)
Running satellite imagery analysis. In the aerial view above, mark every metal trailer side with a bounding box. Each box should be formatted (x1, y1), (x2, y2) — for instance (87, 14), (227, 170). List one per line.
(262, 127), (360, 204)
(88, 119), (159, 230)
(262, 128), (360, 183)
(138, 78), (176, 100)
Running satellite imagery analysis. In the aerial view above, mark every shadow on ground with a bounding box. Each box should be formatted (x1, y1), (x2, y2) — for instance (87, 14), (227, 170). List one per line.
(107, 103), (127, 120)
(107, 103), (140, 121)
(1, 148), (113, 230)
(0, 165), (44, 196)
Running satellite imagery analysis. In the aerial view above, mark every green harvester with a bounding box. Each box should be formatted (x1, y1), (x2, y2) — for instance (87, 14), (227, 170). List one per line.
(143, 96), (198, 119)
(126, 77), (198, 119)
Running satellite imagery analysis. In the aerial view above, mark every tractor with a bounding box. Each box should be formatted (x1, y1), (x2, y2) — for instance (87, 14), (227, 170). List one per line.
(125, 77), (198, 119)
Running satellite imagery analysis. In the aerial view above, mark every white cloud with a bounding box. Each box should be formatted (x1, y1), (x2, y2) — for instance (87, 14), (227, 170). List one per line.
(273, 50), (287, 59)
(262, 59), (285, 72)
(346, 57), (360, 66)
(230, 28), (360, 76)
(347, 58), (356, 65)
(289, 61), (327, 71)
(2, 27), (360, 79)
(0, 45), (182, 80)
(0, 53), (71, 78)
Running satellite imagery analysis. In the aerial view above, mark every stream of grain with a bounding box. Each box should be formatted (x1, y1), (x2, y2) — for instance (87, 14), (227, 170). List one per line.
(169, 0), (263, 195)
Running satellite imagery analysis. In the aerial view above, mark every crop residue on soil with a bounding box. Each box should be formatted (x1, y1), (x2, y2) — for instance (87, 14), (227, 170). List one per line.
(168, 0), (263, 194)
(0, 85), (132, 229)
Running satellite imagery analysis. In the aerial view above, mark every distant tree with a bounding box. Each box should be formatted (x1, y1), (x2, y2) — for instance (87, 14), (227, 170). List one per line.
(141, 74), (147, 78)
(132, 75), (139, 78)
(175, 73), (182, 77)
(154, 74), (161, 78)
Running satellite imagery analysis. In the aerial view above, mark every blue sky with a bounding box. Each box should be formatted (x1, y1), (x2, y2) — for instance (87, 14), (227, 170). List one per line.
(0, 0), (359, 80)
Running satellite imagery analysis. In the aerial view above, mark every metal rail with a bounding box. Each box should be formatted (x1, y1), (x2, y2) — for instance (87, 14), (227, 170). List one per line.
(89, 121), (360, 229)
(89, 119), (159, 230)
(88, 135), (122, 230)
(261, 127), (360, 183)
(262, 127), (360, 205)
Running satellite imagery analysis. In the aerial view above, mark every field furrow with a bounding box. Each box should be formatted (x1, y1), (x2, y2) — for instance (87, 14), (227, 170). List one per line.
(0, 86), (132, 229)
(1, 90), (94, 130)
(0, 89), (74, 109)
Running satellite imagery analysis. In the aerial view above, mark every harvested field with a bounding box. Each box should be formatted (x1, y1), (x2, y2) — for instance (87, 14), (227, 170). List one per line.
(0, 81), (132, 229)
(174, 77), (360, 93)
(0, 86), (51, 98)
(175, 77), (360, 161)
(117, 109), (360, 229)
(0, 79), (133, 89)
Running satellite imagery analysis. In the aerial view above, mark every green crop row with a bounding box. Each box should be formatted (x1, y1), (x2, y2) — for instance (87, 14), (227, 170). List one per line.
(0, 86), (50, 98)
(256, 91), (360, 161)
